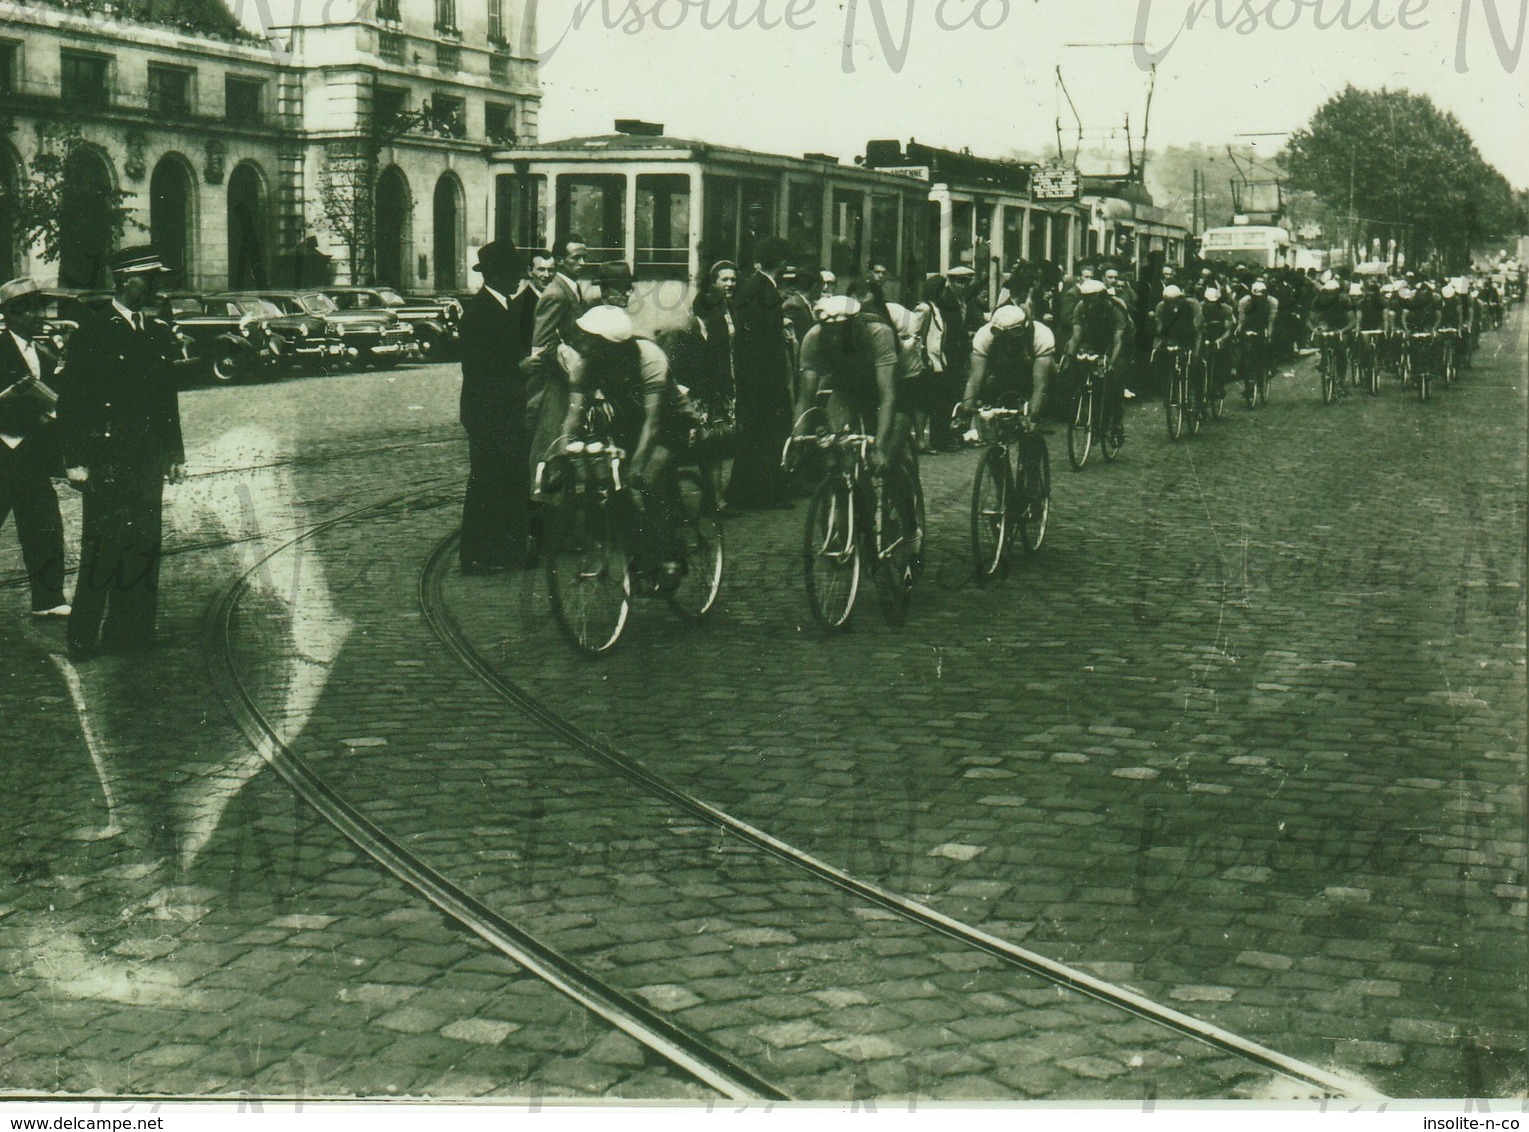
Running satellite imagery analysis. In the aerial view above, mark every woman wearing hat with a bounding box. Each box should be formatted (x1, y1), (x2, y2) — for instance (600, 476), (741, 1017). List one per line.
(0, 277), (70, 617)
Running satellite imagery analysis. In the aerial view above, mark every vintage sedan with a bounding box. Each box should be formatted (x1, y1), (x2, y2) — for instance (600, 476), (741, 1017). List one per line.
(212, 290), (360, 373)
(326, 286), (455, 361)
(170, 295), (313, 383)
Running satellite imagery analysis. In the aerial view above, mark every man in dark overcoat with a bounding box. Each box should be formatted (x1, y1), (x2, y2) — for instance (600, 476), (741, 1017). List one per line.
(0, 277), (69, 616)
(55, 246), (185, 659)
(458, 240), (532, 574)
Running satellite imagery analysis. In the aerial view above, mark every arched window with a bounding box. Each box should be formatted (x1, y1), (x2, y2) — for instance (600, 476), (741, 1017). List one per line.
(59, 145), (117, 288)
(227, 162), (269, 289)
(150, 153), (197, 285)
(375, 165), (413, 289)
(432, 172), (464, 292)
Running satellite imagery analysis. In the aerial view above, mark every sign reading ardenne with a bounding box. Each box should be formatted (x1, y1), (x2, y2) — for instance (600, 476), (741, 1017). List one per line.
(1032, 163), (1081, 202)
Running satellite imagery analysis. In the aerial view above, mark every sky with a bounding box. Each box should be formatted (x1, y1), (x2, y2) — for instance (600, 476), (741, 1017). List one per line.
(532, 0), (1529, 188)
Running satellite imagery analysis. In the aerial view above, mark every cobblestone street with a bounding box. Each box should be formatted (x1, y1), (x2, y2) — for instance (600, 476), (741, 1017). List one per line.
(1, 312), (1524, 1101)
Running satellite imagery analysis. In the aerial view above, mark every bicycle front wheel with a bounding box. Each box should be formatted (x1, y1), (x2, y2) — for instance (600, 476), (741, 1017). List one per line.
(1016, 438), (1051, 554)
(970, 446), (1012, 583)
(1068, 382), (1094, 470)
(804, 478), (860, 631)
(1321, 348), (1337, 404)
(664, 469), (724, 622)
(1166, 366), (1186, 441)
(545, 496), (631, 656)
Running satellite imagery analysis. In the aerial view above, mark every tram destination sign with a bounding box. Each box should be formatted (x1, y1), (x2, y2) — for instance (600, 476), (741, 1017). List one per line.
(1032, 164), (1081, 202)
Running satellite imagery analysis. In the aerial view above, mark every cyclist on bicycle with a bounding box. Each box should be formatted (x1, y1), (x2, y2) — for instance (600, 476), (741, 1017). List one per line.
(1309, 277), (1356, 388)
(792, 289), (923, 488)
(558, 305), (678, 482)
(958, 303), (1055, 428)
(1199, 286), (1237, 402)
(1236, 279), (1278, 391)
(1065, 277), (1128, 439)
(1151, 284), (1201, 396)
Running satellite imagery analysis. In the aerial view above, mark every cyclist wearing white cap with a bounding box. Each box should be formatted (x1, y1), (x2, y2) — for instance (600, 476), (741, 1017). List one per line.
(1310, 277), (1357, 391)
(1150, 283), (1201, 394)
(557, 305), (678, 484)
(793, 292), (912, 476)
(958, 303), (1055, 423)
(1199, 286), (1237, 401)
(1066, 278), (1128, 438)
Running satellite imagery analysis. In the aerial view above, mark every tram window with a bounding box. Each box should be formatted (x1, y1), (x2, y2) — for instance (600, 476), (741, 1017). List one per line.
(786, 181), (822, 269)
(495, 173), (545, 251)
(1049, 214), (1068, 267)
(831, 188), (864, 279)
(636, 173), (690, 281)
(556, 174), (626, 263)
(1028, 210), (1049, 263)
(703, 175), (776, 270)
(948, 200), (974, 272)
(1002, 207), (1023, 275)
(869, 194), (899, 277)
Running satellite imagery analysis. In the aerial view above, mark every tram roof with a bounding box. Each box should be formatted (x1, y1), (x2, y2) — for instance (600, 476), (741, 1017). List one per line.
(490, 133), (925, 186)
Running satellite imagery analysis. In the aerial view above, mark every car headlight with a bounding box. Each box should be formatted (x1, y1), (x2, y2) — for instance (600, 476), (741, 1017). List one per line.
(335, 323), (347, 336)
(298, 323), (310, 338)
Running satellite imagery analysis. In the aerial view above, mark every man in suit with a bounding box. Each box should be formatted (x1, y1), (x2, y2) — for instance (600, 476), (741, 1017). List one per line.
(524, 234), (589, 484)
(514, 249), (555, 347)
(729, 235), (793, 509)
(0, 277), (69, 616)
(458, 240), (531, 574)
(55, 246), (186, 660)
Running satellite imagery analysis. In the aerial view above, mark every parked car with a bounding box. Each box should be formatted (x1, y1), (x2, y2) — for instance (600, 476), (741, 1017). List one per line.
(170, 295), (306, 383)
(211, 290), (354, 373)
(327, 286), (457, 361)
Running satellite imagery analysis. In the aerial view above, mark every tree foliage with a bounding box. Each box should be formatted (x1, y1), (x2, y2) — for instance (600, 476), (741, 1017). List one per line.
(1283, 86), (1525, 270)
(1, 119), (140, 269)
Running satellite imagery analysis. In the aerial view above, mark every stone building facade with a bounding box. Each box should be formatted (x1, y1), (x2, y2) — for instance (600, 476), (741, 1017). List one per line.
(0, 0), (540, 292)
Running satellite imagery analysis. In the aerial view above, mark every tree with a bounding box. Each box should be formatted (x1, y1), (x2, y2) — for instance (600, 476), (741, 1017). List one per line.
(1, 119), (140, 277)
(1283, 86), (1525, 271)
(316, 98), (464, 284)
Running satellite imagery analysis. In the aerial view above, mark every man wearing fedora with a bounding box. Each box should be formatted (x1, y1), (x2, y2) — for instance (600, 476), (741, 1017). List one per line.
(458, 240), (532, 574)
(55, 246), (185, 659)
(0, 277), (70, 617)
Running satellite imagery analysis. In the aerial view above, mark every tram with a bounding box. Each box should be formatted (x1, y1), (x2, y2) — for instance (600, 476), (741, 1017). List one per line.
(1198, 224), (1300, 271)
(489, 121), (936, 333)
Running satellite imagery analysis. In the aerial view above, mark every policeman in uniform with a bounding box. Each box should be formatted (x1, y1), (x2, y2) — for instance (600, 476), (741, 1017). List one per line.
(56, 246), (185, 659)
(0, 277), (70, 616)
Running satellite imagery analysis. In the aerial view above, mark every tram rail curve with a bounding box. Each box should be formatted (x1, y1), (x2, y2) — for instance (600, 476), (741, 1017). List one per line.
(201, 486), (791, 1103)
(419, 529), (1388, 1103)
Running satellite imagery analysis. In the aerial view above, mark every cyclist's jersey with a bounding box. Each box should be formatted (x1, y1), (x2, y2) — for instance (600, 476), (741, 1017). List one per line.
(559, 338), (671, 451)
(1237, 294), (1277, 333)
(1072, 294), (1125, 356)
(1356, 294), (1388, 331)
(1310, 293), (1353, 332)
(1200, 301), (1236, 343)
(799, 313), (903, 418)
(1154, 298), (1200, 349)
(971, 319), (1056, 404)
(1437, 298), (1461, 330)
(1404, 291), (1441, 331)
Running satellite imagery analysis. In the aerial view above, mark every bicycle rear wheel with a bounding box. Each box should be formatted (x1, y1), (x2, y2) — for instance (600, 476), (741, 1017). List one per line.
(1320, 347), (1337, 404)
(545, 496), (631, 656)
(970, 446), (1011, 582)
(1209, 356), (1226, 420)
(1068, 380), (1094, 470)
(1016, 438), (1051, 554)
(663, 469), (724, 622)
(804, 478), (860, 631)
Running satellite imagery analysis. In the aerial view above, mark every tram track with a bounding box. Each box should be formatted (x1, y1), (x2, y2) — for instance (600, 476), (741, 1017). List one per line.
(418, 528), (1388, 1102)
(201, 486), (788, 1103)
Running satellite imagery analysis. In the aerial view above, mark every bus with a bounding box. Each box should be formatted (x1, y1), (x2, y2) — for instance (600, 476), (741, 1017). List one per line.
(1198, 225), (1298, 271)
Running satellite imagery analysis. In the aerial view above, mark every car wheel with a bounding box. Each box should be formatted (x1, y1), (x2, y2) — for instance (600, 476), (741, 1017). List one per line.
(211, 346), (244, 383)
